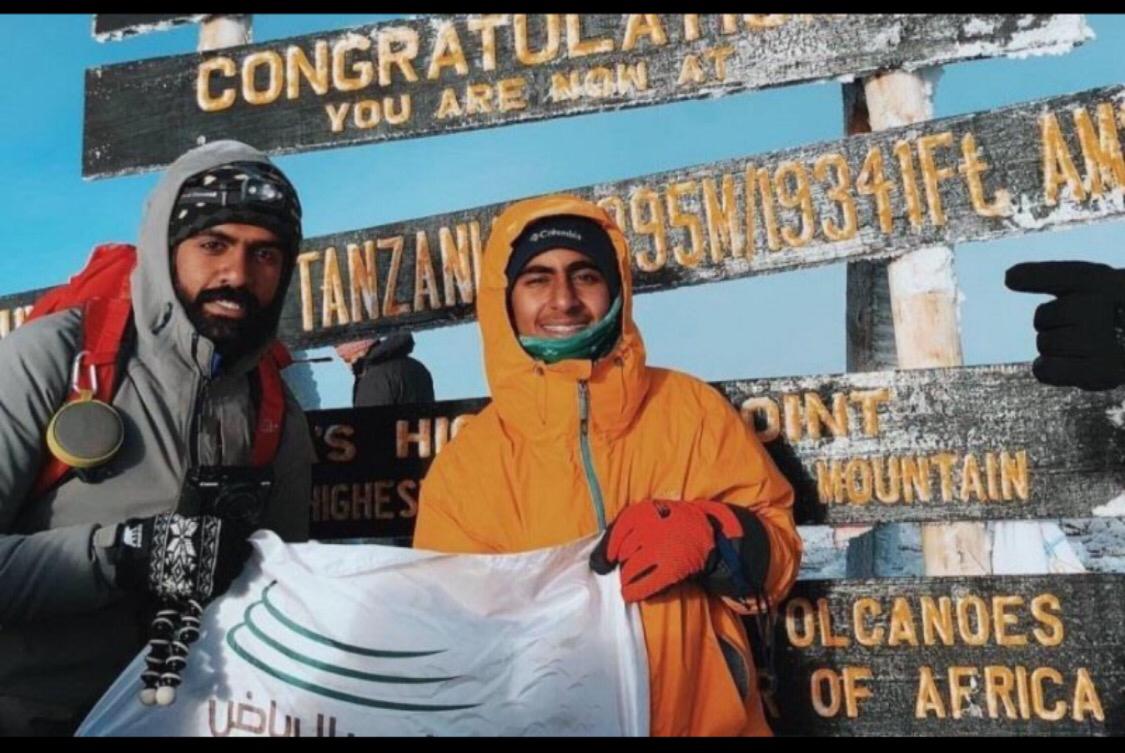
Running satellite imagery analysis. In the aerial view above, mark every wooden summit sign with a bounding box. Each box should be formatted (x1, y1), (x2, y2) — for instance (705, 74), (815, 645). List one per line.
(305, 363), (1125, 541)
(272, 83), (1125, 349)
(767, 574), (1124, 735)
(92, 14), (209, 43)
(82, 14), (1089, 177)
(1, 83), (1110, 348)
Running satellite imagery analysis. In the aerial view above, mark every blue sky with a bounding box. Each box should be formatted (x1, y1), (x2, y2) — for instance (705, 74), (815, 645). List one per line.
(2, 13), (1124, 407)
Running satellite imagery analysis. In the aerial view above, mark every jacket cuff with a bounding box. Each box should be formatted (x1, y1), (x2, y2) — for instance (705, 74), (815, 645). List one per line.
(702, 505), (771, 599)
(90, 523), (121, 590)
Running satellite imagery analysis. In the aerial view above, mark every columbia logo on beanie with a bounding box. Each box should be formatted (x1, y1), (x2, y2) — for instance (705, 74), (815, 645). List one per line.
(506, 214), (621, 301)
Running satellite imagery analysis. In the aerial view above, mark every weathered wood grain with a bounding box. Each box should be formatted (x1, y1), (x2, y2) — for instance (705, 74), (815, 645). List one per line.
(273, 83), (1125, 348)
(0, 83), (1108, 347)
(766, 574), (1125, 736)
(92, 14), (209, 43)
(305, 362), (1125, 540)
(83, 14), (1089, 177)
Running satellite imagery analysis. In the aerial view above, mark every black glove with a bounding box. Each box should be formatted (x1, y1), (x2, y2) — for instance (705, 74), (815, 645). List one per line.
(113, 512), (253, 604)
(1005, 261), (1125, 391)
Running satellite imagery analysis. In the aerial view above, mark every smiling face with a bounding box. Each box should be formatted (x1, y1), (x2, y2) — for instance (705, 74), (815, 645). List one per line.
(171, 222), (286, 355)
(509, 248), (612, 339)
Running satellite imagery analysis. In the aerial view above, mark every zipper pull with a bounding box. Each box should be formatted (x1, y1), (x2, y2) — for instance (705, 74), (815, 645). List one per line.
(578, 380), (589, 427)
(190, 332), (203, 376)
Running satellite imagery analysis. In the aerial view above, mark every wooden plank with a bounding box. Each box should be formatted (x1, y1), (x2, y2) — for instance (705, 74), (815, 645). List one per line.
(308, 397), (479, 541)
(273, 82), (1125, 349)
(0, 288), (46, 339)
(11, 83), (1124, 348)
(82, 14), (1090, 178)
(92, 14), (209, 42)
(305, 362), (1125, 540)
(841, 77), (903, 578)
(766, 574), (1125, 736)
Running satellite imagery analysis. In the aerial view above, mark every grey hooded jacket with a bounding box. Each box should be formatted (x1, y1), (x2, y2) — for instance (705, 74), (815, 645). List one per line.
(0, 141), (314, 734)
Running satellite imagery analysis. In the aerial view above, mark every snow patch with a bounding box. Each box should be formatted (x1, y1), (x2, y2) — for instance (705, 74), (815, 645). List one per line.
(868, 22), (903, 52)
(1106, 400), (1125, 428)
(1092, 492), (1125, 517)
(963, 17), (998, 37)
(1008, 189), (1125, 232)
(920, 15), (1093, 69)
(1004, 14), (1094, 60)
(93, 14), (208, 43)
(887, 246), (957, 296)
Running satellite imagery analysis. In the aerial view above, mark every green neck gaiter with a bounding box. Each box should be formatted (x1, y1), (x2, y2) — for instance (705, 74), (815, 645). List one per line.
(518, 296), (623, 365)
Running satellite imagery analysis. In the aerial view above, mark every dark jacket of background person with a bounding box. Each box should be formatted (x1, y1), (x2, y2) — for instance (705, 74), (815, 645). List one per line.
(351, 333), (435, 407)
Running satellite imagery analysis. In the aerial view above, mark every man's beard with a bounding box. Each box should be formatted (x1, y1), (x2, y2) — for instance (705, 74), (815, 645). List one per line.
(176, 284), (276, 363)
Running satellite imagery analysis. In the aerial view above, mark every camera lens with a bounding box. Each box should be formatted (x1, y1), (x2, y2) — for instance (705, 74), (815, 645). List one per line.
(215, 485), (264, 523)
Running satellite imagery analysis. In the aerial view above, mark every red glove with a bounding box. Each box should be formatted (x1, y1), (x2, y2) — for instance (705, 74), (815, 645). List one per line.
(589, 499), (743, 602)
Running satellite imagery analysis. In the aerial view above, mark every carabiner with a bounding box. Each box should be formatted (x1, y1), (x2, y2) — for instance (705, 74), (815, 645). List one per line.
(70, 350), (98, 395)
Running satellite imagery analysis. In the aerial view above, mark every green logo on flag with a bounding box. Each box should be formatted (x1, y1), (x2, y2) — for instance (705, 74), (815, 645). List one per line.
(227, 581), (480, 711)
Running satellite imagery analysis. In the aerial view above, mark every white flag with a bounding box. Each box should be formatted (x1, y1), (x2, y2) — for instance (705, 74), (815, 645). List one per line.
(77, 532), (649, 736)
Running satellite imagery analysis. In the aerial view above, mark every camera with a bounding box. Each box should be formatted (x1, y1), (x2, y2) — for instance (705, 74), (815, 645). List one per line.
(176, 465), (274, 530)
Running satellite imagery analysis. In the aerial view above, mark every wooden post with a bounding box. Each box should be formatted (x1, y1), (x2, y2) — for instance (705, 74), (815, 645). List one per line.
(839, 81), (903, 577)
(843, 69), (989, 577)
(843, 80), (898, 374)
(198, 14), (250, 51)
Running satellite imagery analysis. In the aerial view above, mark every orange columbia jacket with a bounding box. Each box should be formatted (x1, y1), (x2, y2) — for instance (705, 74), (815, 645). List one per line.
(414, 194), (801, 736)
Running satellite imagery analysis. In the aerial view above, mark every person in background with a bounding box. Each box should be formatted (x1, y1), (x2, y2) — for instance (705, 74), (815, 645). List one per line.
(336, 333), (435, 407)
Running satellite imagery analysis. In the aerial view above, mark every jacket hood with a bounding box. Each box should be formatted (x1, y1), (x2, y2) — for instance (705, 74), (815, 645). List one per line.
(132, 140), (295, 378)
(478, 194), (649, 442)
(362, 332), (415, 365)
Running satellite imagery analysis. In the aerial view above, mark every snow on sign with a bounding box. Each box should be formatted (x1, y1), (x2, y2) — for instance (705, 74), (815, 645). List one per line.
(82, 14), (1090, 178)
(769, 575), (1125, 736)
(304, 364), (1125, 541)
(92, 14), (209, 43)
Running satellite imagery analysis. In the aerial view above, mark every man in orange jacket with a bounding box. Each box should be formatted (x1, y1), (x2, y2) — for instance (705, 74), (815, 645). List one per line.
(414, 194), (802, 736)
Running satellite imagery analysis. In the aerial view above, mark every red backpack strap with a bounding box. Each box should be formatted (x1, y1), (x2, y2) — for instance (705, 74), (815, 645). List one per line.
(266, 339), (293, 370)
(28, 243), (137, 322)
(250, 342), (290, 467)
